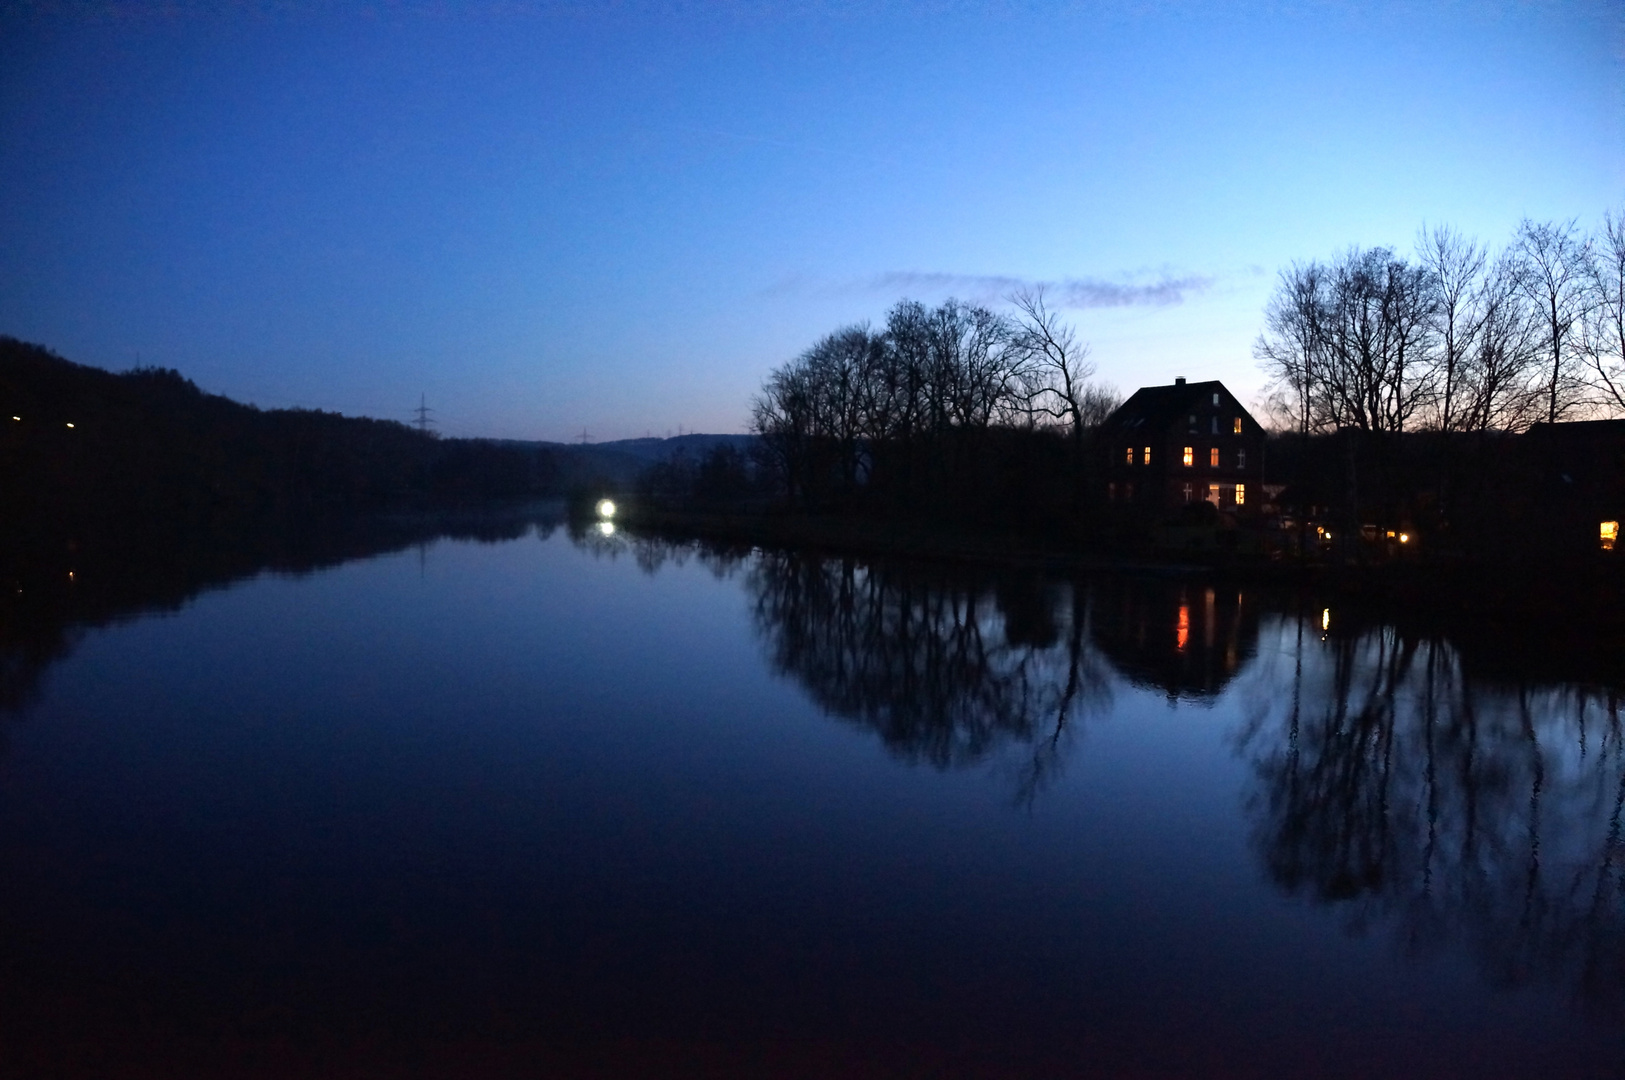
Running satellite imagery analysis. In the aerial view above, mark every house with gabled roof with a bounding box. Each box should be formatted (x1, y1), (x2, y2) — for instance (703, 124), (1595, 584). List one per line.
(1099, 377), (1266, 515)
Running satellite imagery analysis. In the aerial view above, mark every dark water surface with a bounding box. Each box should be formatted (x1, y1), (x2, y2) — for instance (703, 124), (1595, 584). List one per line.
(2, 517), (1622, 1077)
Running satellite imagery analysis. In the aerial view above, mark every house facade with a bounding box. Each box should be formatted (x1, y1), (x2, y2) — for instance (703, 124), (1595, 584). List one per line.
(1099, 378), (1266, 515)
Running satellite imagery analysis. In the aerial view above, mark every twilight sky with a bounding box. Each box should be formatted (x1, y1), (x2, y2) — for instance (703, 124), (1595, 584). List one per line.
(1, 2), (1620, 441)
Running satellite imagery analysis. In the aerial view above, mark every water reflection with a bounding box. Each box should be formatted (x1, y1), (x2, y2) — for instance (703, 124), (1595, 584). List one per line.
(1239, 617), (1625, 1006)
(1088, 577), (1259, 702)
(0, 505), (563, 726)
(747, 552), (1111, 796)
(589, 532), (1625, 1004)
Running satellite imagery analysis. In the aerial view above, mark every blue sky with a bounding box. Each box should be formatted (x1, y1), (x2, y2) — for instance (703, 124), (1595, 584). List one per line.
(1, 2), (1620, 440)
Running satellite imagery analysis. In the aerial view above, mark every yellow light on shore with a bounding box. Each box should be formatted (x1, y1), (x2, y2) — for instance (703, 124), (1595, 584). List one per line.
(596, 521), (616, 538)
(1603, 521), (1619, 551)
(65, 422), (74, 429)
(1321, 608), (1331, 632)
(596, 499), (616, 519)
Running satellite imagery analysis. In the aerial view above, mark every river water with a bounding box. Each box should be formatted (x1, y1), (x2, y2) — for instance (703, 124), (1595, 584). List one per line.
(2, 516), (1621, 1077)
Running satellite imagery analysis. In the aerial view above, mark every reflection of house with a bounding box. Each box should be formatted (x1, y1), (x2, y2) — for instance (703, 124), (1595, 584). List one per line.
(1520, 420), (1625, 556)
(1088, 577), (1259, 701)
(1099, 378), (1267, 515)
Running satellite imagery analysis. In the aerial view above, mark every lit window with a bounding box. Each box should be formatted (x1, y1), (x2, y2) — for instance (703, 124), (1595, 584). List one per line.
(1207, 483), (1220, 505)
(1125, 446), (1134, 465)
(1603, 521), (1619, 551)
(1183, 446), (1193, 467)
(1212, 392), (1220, 406)
(1235, 483), (1245, 506)
(1209, 447), (1220, 468)
(1233, 417), (1243, 434)
(1237, 449), (1246, 469)
(1142, 446), (1151, 465)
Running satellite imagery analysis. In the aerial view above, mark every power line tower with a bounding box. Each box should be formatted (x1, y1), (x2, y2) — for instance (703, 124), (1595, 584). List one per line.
(413, 394), (436, 435)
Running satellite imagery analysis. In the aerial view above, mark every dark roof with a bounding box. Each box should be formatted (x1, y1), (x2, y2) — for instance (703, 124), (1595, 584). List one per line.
(1101, 380), (1234, 435)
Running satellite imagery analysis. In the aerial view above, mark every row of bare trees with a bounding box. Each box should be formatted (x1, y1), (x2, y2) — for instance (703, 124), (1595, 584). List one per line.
(1258, 212), (1625, 436)
(751, 293), (1118, 511)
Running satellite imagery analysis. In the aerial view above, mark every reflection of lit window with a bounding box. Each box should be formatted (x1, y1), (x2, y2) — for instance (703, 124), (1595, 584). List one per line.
(1237, 449), (1246, 469)
(1177, 604), (1190, 651)
(1142, 446), (1151, 465)
(1183, 446), (1193, 467)
(1233, 417), (1242, 434)
(1209, 447), (1220, 468)
(1235, 483), (1245, 506)
(1125, 446), (1134, 465)
(1603, 521), (1619, 551)
(1207, 483), (1220, 505)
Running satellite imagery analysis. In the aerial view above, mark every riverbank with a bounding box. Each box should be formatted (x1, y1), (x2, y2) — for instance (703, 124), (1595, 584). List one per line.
(616, 504), (1625, 674)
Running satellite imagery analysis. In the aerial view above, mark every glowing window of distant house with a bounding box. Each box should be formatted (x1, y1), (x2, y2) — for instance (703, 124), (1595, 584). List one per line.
(1182, 483), (1193, 503)
(1125, 446), (1134, 465)
(1183, 446), (1194, 467)
(1235, 483), (1246, 506)
(1233, 417), (1243, 434)
(1209, 447), (1220, 468)
(1238, 449), (1247, 469)
(1603, 521), (1619, 551)
(1207, 483), (1220, 505)
(1142, 446), (1151, 465)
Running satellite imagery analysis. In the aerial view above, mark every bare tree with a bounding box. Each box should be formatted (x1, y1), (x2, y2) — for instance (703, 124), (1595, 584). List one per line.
(1511, 218), (1592, 424)
(1580, 210), (1625, 414)
(1255, 260), (1326, 438)
(1456, 254), (1542, 433)
(1418, 225), (1489, 432)
(1009, 286), (1096, 443)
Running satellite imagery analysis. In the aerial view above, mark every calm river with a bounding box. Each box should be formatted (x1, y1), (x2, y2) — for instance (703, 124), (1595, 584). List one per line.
(2, 514), (1622, 1077)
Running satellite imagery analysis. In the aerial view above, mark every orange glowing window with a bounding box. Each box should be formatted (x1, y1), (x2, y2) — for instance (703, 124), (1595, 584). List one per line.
(1233, 417), (1243, 434)
(1142, 446), (1151, 465)
(1207, 483), (1220, 505)
(1125, 446), (1134, 465)
(1182, 446), (1193, 467)
(1176, 604), (1190, 651)
(1209, 447), (1220, 468)
(1603, 521), (1619, 551)
(1235, 483), (1245, 506)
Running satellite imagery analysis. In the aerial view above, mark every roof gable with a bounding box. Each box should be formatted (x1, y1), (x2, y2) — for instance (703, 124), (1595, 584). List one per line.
(1103, 380), (1244, 434)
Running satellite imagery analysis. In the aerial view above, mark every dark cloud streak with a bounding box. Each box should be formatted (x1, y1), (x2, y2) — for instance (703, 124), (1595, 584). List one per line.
(867, 270), (1214, 309)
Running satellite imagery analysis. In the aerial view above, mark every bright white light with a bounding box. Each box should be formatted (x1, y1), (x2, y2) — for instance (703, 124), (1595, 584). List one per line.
(1398, 533), (1410, 544)
(596, 521), (616, 537)
(65, 422), (74, 429)
(596, 499), (616, 519)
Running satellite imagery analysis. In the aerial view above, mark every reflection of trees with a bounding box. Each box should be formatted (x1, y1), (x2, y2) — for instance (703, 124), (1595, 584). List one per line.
(0, 506), (562, 733)
(745, 551), (1111, 790)
(1242, 617), (1625, 1005)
